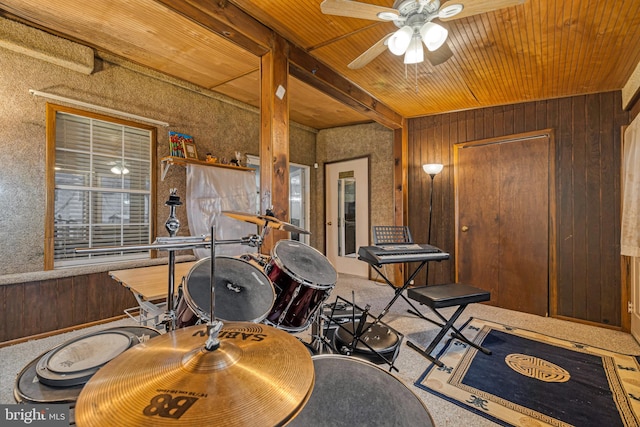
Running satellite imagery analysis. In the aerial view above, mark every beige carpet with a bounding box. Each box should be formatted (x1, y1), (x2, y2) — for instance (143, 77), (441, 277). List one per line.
(1, 274), (638, 427)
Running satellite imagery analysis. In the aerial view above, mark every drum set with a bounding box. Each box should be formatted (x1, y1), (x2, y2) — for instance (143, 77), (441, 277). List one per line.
(174, 236), (337, 335)
(12, 191), (433, 426)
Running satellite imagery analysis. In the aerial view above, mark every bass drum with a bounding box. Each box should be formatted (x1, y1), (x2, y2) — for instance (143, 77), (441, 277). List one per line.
(288, 355), (435, 427)
(175, 256), (275, 327)
(265, 240), (337, 332)
(14, 326), (160, 425)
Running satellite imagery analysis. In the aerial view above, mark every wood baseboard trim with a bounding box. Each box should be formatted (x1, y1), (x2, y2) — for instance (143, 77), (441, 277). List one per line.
(0, 315), (129, 349)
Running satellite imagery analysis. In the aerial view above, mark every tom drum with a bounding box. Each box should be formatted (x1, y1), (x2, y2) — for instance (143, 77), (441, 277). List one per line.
(176, 256), (275, 327)
(265, 240), (337, 332)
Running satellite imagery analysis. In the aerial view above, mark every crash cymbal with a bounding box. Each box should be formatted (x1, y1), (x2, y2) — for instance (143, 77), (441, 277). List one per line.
(75, 323), (314, 427)
(223, 211), (310, 235)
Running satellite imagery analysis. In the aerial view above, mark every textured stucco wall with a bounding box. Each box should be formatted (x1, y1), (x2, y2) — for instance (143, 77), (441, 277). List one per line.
(0, 47), (317, 275)
(315, 123), (394, 253)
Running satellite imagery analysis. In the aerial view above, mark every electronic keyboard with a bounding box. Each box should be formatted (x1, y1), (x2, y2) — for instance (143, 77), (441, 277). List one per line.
(358, 244), (450, 265)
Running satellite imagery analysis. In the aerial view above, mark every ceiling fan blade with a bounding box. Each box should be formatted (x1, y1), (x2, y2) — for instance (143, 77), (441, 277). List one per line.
(425, 42), (453, 66)
(348, 33), (393, 69)
(321, 0), (399, 21)
(439, 0), (525, 21)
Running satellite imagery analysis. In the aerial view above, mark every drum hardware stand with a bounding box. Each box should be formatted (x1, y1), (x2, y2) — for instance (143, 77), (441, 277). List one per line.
(307, 308), (334, 354)
(240, 252), (270, 268)
(322, 295), (403, 372)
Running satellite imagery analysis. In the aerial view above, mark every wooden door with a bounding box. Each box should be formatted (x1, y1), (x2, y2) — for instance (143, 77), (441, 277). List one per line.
(455, 134), (550, 316)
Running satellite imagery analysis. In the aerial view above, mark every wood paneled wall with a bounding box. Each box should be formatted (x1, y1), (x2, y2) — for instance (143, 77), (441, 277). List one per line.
(407, 91), (628, 327)
(0, 273), (136, 343)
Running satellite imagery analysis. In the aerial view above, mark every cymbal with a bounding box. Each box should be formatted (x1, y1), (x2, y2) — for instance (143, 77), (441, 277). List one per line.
(223, 211), (311, 235)
(75, 323), (314, 426)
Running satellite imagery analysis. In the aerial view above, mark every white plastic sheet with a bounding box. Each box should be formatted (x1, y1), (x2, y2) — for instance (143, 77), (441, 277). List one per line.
(186, 164), (258, 258)
(622, 116), (640, 256)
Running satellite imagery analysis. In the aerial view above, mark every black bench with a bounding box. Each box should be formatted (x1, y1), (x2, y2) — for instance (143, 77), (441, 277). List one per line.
(406, 283), (491, 366)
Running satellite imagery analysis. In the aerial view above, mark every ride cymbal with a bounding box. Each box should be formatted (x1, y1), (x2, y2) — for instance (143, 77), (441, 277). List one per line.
(223, 211), (310, 235)
(75, 323), (314, 427)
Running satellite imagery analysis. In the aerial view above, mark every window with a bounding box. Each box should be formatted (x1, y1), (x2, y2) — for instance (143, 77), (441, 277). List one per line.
(45, 104), (156, 269)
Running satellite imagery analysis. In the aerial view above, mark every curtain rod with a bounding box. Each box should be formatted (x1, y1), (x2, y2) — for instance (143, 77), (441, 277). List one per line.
(28, 89), (170, 127)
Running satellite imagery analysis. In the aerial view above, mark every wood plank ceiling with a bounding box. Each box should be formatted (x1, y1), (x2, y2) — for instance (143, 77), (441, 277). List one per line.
(1, 0), (639, 130)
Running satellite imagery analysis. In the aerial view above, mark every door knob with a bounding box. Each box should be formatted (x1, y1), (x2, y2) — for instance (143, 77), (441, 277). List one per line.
(461, 225), (469, 232)
(327, 221), (332, 226)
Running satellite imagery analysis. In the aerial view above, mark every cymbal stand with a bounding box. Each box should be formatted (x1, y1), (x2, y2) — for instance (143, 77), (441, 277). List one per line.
(163, 189), (182, 332)
(205, 222), (223, 351)
(256, 219), (274, 254)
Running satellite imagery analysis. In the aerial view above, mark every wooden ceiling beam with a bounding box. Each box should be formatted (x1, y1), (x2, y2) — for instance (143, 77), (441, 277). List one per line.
(154, 0), (403, 129)
(289, 61), (402, 130)
(153, 0), (270, 56)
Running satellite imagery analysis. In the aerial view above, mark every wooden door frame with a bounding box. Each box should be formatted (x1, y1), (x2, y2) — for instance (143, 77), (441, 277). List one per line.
(622, 124), (632, 333)
(453, 129), (557, 316)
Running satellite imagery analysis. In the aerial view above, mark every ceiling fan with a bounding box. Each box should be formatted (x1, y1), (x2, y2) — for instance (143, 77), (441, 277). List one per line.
(320, 0), (525, 69)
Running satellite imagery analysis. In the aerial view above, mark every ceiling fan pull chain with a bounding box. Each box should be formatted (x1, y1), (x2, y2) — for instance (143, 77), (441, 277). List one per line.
(415, 63), (419, 94)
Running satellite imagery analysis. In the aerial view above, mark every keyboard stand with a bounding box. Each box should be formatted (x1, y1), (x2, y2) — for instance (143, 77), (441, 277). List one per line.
(363, 258), (447, 328)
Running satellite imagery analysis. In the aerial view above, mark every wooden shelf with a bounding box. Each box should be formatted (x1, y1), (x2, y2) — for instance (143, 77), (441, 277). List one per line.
(160, 156), (253, 180)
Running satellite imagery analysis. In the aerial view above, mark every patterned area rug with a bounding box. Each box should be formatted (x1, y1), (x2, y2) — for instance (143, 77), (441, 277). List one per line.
(415, 318), (640, 427)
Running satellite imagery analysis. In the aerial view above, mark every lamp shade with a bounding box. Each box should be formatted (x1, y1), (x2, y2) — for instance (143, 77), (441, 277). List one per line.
(388, 26), (413, 55)
(404, 36), (424, 64)
(422, 163), (444, 175)
(420, 22), (448, 52)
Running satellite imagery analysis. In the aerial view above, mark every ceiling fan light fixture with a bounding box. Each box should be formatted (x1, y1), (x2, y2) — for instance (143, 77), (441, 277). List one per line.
(388, 25), (413, 56)
(438, 3), (464, 19)
(110, 162), (129, 175)
(404, 35), (424, 64)
(420, 22), (448, 51)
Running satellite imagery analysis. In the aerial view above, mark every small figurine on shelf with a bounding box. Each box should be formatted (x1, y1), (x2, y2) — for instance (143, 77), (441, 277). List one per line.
(230, 151), (243, 167)
(205, 153), (217, 163)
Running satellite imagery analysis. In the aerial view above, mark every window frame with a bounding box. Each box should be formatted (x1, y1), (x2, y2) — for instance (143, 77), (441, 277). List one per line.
(44, 103), (157, 270)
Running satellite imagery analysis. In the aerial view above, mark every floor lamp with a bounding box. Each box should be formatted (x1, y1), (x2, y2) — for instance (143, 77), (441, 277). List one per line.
(422, 163), (444, 285)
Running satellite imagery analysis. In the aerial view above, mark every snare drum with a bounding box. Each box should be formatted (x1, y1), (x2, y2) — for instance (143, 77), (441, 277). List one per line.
(288, 355), (434, 427)
(175, 256), (275, 328)
(265, 240), (337, 332)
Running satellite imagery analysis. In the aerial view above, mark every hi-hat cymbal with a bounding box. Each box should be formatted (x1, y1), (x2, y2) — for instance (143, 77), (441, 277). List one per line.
(75, 323), (314, 426)
(223, 211), (310, 235)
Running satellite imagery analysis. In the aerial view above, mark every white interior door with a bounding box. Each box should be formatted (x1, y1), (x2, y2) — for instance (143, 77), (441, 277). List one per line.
(326, 158), (368, 277)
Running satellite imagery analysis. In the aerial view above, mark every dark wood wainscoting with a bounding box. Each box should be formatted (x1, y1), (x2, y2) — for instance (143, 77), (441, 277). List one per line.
(0, 273), (136, 343)
(407, 91), (628, 327)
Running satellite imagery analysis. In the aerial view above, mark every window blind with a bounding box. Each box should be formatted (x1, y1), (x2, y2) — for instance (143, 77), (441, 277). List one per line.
(53, 112), (152, 267)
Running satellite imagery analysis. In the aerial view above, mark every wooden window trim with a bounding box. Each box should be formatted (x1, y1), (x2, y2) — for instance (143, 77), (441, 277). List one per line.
(44, 103), (157, 270)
